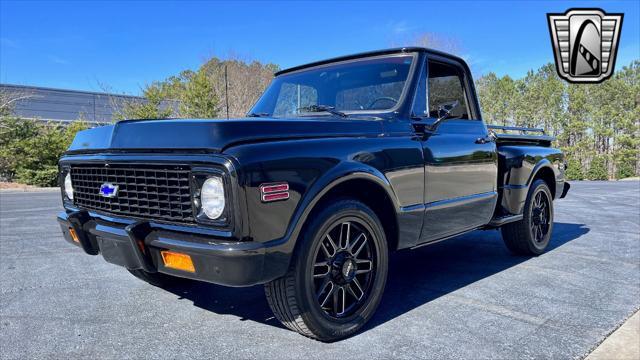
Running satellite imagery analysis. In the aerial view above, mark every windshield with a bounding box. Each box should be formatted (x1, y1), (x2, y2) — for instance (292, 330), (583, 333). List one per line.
(249, 54), (416, 117)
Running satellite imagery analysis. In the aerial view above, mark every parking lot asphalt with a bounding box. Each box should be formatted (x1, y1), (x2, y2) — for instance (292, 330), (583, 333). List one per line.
(1, 181), (639, 359)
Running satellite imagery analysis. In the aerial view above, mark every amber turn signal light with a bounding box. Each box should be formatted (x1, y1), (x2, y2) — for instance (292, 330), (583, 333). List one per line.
(69, 227), (80, 243)
(161, 250), (195, 273)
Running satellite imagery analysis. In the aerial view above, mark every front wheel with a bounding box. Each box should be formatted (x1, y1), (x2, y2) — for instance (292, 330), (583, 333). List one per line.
(265, 199), (388, 341)
(501, 179), (554, 255)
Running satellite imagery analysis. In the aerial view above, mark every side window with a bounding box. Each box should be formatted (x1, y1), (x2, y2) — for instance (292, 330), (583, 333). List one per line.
(273, 83), (318, 116)
(427, 60), (470, 119)
(411, 63), (428, 117)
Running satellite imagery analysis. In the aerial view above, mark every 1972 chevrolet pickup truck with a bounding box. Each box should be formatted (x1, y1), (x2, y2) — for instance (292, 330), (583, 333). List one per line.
(57, 47), (570, 341)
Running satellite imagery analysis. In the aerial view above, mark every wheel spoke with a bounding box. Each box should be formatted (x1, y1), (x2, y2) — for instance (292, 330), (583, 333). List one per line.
(349, 233), (367, 257)
(339, 222), (351, 249)
(313, 261), (330, 278)
(355, 259), (373, 274)
(317, 280), (335, 307)
(321, 234), (338, 257)
(349, 278), (365, 300)
(536, 225), (543, 241)
(333, 286), (346, 316)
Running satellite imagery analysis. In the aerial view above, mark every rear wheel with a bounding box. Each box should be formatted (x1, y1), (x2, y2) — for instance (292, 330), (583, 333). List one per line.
(127, 269), (183, 288)
(501, 179), (554, 255)
(265, 199), (388, 341)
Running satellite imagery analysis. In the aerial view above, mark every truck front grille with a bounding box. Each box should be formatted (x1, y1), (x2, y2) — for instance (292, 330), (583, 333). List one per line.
(70, 164), (194, 223)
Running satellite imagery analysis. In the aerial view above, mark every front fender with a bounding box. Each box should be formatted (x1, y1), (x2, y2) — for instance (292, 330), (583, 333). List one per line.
(248, 162), (403, 283)
(264, 161), (400, 249)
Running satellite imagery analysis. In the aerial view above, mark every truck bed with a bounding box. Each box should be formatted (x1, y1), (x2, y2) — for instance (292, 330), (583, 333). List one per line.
(488, 125), (555, 147)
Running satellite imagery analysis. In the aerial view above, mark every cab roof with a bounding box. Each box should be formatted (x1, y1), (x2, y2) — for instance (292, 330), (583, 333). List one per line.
(274, 47), (467, 76)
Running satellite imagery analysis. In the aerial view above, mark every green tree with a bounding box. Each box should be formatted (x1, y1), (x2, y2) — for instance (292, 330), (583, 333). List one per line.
(616, 162), (635, 179)
(117, 84), (176, 120)
(0, 117), (88, 186)
(475, 59), (640, 180)
(180, 68), (219, 118)
(114, 56), (278, 120)
(476, 73), (517, 126)
(565, 161), (585, 181)
(586, 155), (608, 180)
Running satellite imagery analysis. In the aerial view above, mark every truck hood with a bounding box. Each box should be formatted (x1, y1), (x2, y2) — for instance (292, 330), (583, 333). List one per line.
(67, 117), (383, 153)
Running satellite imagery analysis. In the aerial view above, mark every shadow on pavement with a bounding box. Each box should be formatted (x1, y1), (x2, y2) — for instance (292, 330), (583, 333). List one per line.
(162, 222), (590, 332)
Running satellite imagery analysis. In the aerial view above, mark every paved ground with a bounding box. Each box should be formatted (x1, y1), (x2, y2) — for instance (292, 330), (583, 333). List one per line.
(1, 181), (639, 359)
(587, 311), (639, 360)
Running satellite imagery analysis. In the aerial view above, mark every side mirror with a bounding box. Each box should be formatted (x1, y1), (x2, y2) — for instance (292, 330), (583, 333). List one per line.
(422, 100), (460, 131)
(437, 100), (460, 121)
(411, 100), (460, 132)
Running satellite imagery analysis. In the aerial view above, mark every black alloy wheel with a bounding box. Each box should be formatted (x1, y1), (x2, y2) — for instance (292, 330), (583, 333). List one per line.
(265, 199), (388, 341)
(502, 179), (554, 255)
(312, 220), (377, 318)
(530, 190), (551, 243)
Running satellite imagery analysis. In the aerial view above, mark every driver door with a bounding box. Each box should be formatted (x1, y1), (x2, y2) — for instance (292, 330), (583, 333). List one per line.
(414, 56), (498, 243)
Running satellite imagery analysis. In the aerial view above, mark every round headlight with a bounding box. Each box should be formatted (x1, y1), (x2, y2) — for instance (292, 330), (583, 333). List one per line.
(200, 177), (225, 219)
(64, 172), (74, 200)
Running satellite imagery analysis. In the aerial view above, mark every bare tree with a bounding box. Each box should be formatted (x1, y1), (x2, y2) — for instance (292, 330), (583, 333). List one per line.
(0, 87), (36, 118)
(201, 54), (278, 118)
(391, 32), (463, 56)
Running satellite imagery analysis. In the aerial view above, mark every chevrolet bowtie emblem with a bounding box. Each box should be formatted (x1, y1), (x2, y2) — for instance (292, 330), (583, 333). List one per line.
(547, 8), (623, 83)
(99, 183), (119, 198)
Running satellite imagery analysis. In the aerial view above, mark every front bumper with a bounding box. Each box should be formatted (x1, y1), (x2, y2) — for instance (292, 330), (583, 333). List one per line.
(57, 210), (282, 286)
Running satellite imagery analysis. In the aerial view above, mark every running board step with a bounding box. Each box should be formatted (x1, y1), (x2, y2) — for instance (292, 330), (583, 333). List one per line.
(488, 214), (523, 227)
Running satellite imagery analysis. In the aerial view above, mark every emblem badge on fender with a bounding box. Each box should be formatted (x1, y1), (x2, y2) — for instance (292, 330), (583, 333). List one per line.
(547, 8), (623, 83)
(99, 183), (119, 198)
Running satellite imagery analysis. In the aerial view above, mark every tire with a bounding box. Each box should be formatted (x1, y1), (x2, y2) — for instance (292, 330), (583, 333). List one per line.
(265, 199), (388, 341)
(501, 179), (554, 255)
(127, 268), (183, 288)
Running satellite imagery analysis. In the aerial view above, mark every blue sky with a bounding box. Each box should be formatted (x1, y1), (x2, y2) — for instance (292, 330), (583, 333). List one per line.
(1, 0), (638, 95)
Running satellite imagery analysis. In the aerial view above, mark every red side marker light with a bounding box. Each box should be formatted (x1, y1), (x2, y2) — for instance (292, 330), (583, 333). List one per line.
(260, 182), (290, 202)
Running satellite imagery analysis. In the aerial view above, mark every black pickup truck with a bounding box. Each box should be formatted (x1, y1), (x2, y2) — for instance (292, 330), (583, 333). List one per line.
(57, 47), (569, 341)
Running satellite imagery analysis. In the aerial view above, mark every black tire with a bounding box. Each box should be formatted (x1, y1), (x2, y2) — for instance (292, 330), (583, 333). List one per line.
(265, 199), (388, 341)
(501, 179), (554, 255)
(127, 268), (183, 288)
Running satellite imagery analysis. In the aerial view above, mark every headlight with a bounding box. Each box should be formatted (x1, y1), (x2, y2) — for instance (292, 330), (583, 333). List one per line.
(64, 172), (74, 200)
(200, 176), (225, 219)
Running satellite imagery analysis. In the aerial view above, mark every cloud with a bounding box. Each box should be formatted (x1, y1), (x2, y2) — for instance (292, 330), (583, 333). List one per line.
(461, 53), (485, 66)
(0, 37), (18, 49)
(388, 20), (412, 35)
(47, 55), (69, 65)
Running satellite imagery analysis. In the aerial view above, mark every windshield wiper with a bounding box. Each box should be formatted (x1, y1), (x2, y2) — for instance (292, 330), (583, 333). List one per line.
(298, 104), (348, 118)
(246, 112), (271, 117)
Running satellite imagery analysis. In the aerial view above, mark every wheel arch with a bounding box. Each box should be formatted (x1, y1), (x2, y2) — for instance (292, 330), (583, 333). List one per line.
(304, 176), (400, 253)
(528, 160), (557, 198)
(284, 166), (402, 258)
